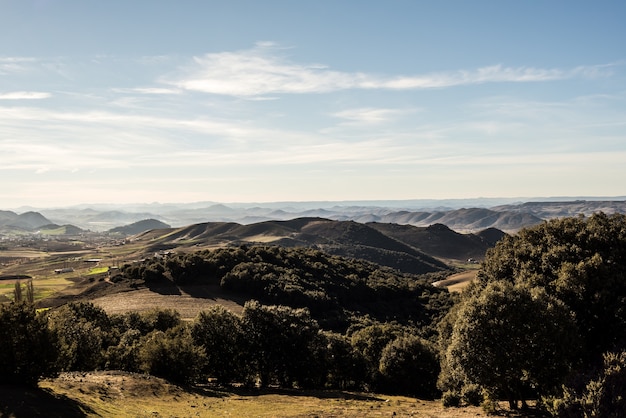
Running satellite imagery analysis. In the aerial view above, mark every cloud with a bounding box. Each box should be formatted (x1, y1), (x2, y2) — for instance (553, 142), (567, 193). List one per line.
(166, 45), (610, 97)
(0, 91), (51, 100)
(0, 57), (37, 74)
(113, 87), (182, 95)
(332, 107), (416, 124)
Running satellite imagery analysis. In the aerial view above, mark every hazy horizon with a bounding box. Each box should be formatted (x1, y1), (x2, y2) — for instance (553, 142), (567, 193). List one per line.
(1, 1), (625, 208)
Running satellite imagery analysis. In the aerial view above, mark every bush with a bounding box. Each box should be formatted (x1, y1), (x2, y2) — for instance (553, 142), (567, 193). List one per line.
(461, 383), (483, 406)
(581, 350), (626, 417)
(441, 390), (461, 407)
(138, 325), (207, 385)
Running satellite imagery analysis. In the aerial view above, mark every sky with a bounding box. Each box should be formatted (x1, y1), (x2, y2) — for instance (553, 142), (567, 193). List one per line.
(1, 0), (625, 208)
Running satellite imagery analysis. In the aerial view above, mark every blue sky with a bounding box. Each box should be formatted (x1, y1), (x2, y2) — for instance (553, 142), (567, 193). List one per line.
(1, 0), (625, 207)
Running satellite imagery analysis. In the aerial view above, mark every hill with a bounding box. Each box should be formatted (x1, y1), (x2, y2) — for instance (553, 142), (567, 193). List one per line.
(27, 371), (496, 418)
(108, 218), (171, 235)
(0, 210), (53, 231)
(132, 217), (498, 274)
(367, 222), (501, 261)
(119, 245), (454, 331)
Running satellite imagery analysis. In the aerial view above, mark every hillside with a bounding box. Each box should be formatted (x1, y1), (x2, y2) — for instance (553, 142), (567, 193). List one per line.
(367, 222), (503, 261)
(119, 245), (454, 331)
(108, 218), (171, 235)
(132, 218), (497, 274)
(0, 210), (53, 230)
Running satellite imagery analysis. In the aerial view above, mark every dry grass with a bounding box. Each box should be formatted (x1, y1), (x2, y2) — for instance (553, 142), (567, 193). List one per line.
(433, 270), (477, 292)
(34, 372), (510, 418)
(91, 285), (245, 318)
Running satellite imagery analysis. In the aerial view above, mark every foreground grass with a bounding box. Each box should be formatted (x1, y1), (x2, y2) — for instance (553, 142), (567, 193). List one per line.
(24, 372), (517, 418)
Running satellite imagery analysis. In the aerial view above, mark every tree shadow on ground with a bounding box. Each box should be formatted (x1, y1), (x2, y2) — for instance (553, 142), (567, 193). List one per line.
(0, 385), (93, 418)
(194, 385), (386, 402)
(143, 275), (181, 296)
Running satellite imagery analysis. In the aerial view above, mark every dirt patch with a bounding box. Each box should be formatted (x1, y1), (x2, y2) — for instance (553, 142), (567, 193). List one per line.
(433, 270), (477, 292)
(90, 285), (246, 318)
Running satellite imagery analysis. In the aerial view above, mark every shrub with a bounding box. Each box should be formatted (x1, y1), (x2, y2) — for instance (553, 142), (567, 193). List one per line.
(138, 325), (207, 385)
(441, 390), (461, 407)
(461, 383), (483, 406)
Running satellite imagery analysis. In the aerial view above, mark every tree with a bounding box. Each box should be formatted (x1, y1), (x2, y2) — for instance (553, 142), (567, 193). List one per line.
(0, 302), (58, 386)
(441, 281), (578, 409)
(478, 213), (626, 362)
(191, 306), (244, 384)
(138, 325), (207, 385)
(350, 323), (405, 390)
(378, 334), (440, 398)
(322, 331), (366, 390)
(47, 302), (113, 371)
(240, 301), (324, 388)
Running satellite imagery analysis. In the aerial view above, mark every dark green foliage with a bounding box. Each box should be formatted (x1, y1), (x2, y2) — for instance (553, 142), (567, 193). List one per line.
(123, 246), (454, 332)
(48, 302), (113, 371)
(321, 331), (366, 390)
(138, 325), (207, 385)
(191, 306), (244, 384)
(547, 350), (626, 417)
(350, 323), (405, 388)
(0, 302), (58, 386)
(378, 334), (440, 398)
(437, 213), (626, 410)
(240, 301), (326, 388)
(478, 213), (626, 362)
(105, 329), (142, 371)
(441, 281), (578, 409)
(581, 350), (626, 418)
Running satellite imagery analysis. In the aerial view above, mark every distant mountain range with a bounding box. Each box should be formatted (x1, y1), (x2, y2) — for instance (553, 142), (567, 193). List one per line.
(2, 198), (626, 234)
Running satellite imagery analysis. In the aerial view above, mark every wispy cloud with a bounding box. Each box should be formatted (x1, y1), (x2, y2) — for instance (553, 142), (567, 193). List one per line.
(332, 107), (416, 125)
(0, 91), (51, 100)
(0, 57), (37, 74)
(112, 87), (183, 95)
(166, 44), (611, 97)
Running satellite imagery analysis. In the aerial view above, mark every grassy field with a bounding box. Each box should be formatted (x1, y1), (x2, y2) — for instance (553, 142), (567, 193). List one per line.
(20, 372), (521, 418)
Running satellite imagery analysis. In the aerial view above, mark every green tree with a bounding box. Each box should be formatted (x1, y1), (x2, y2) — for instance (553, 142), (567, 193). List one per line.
(0, 302), (58, 386)
(48, 302), (113, 371)
(322, 331), (366, 390)
(191, 306), (244, 384)
(138, 325), (207, 385)
(350, 323), (405, 390)
(442, 281), (578, 410)
(478, 213), (626, 362)
(378, 334), (440, 398)
(241, 301), (324, 388)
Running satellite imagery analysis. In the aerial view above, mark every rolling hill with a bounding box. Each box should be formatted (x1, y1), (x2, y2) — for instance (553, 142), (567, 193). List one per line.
(132, 218), (504, 274)
(108, 218), (171, 235)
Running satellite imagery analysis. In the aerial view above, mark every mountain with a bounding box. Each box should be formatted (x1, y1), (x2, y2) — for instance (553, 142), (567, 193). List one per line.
(109, 219), (171, 235)
(491, 200), (626, 218)
(9, 198), (626, 233)
(133, 218), (504, 274)
(0, 210), (53, 230)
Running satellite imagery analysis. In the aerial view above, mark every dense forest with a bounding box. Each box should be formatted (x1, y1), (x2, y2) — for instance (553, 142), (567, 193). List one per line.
(2, 213), (626, 416)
